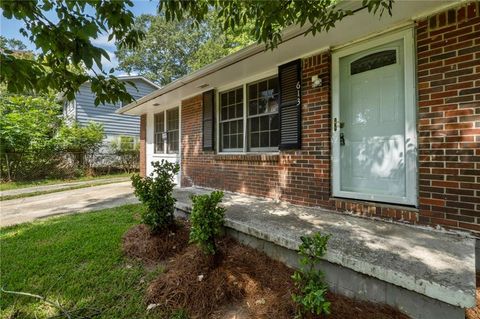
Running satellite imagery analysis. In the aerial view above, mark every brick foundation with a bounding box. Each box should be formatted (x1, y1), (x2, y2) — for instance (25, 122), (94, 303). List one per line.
(174, 3), (480, 236)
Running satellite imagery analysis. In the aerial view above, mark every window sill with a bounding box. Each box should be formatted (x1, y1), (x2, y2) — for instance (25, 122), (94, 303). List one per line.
(214, 153), (279, 163)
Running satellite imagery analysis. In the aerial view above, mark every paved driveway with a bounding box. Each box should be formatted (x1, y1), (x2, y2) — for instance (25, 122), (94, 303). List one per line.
(0, 181), (138, 227)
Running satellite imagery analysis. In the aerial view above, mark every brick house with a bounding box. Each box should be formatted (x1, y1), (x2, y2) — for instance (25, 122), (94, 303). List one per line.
(119, 2), (479, 316)
(120, 0), (479, 235)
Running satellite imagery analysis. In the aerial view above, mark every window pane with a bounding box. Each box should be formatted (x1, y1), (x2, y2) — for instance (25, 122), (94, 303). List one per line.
(260, 132), (269, 147)
(236, 103), (243, 117)
(250, 117), (259, 132)
(154, 112), (164, 153)
(268, 96), (279, 113)
(260, 115), (269, 131)
(223, 135), (229, 149)
(221, 93), (227, 106)
(228, 105), (235, 119)
(268, 78), (278, 92)
(246, 76), (279, 151)
(228, 91), (235, 105)
(221, 107), (228, 121)
(223, 122), (230, 135)
(249, 83), (257, 99)
(251, 133), (259, 148)
(270, 131), (279, 147)
(258, 98), (267, 114)
(249, 100), (257, 115)
(270, 114), (279, 130)
(230, 135), (237, 148)
(259, 80), (267, 94)
(351, 50), (397, 75)
(219, 87), (243, 151)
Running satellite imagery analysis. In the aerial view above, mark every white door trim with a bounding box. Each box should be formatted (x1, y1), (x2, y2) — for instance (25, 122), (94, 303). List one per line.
(331, 28), (417, 206)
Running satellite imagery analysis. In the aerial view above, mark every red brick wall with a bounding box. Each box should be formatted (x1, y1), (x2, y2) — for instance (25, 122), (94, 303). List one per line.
(416, 2), (480, 234)
(180, 3), (480, 237)
(182, 52), (332, 207)
(139, 114), (147, 177)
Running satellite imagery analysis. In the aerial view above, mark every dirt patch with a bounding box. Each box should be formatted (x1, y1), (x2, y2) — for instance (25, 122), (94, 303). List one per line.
(147, 236), (409, 319)
(122, 220), (190, 265)
(466, 272), (480, 319)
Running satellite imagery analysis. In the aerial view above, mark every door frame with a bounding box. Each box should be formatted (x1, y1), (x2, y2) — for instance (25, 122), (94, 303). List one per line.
(147, 104), (182, 185)
(331, 27), (417, 206)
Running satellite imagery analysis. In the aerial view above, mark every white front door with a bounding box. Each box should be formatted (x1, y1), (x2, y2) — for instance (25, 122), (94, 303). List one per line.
(332, 29), (417, 206)
(148, 106), (181, 185)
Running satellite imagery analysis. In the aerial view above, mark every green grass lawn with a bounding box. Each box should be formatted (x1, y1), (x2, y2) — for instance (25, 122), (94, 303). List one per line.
(0, 204), (163, 319)
(0, 172), (132, 192)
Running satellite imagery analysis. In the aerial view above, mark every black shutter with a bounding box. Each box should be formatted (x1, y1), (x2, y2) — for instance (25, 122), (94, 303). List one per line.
(278, 59), (302, 150)
(202, 89), (215, 151)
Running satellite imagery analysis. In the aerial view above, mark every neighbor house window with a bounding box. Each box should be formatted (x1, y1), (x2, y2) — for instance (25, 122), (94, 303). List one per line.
(247, 77), (279, 151)
(154, 112), (165, 153)
(219, 87), (244, 152)
(166, 107), (179, 154)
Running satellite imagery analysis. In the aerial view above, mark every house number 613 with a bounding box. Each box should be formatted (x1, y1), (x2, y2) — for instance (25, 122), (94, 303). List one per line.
(296, 81), (301, 106)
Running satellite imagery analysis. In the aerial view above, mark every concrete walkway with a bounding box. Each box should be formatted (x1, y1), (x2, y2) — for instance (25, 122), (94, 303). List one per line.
(0, 176), (130, 197)
(0, 181), (137, 227)
(173, 187), (476, 313)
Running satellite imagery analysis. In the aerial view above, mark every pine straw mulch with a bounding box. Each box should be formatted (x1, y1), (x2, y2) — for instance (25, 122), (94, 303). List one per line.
(466, 272), (480, 319)
(146, 236), (410, 319)
(122, 220), (190, 265)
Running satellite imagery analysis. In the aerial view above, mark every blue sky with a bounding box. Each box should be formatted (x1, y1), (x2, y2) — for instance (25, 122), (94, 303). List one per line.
(0, 0), (158, 74)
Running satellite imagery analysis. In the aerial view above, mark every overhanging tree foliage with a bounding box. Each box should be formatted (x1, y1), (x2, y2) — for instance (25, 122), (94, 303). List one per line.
(0, 0), (143, 105)
(1, 0), (393, 104)
(160, 0), (394, 49)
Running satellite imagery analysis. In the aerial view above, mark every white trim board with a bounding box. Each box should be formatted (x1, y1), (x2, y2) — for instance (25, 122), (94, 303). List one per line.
(331, 27), (418, 207)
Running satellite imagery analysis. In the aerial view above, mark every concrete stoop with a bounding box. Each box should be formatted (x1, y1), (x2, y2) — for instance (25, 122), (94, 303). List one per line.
(173, 187), (477, 319)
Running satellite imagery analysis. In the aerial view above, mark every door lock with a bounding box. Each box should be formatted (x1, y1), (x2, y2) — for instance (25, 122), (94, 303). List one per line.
(340, 133), (345, 146)
(333, 118), (345, 131)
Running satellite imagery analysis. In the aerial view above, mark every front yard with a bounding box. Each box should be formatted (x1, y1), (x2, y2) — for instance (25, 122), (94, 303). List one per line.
(0, 204), (160, 319)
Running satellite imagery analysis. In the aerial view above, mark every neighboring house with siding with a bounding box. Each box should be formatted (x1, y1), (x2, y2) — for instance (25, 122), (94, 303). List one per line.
(62, 75), (159, 145)
(119, 2), (479, 318)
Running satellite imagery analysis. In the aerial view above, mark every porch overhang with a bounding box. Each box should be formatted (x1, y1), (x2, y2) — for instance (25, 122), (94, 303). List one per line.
(117, 0), (458, 116)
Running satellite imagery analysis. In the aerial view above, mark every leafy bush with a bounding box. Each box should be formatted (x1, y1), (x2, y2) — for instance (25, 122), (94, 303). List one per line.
(292, 233), (331, 318)
(109, 136), (140, 173)
(189, 191), (225, 255)
(0, 93), (62, 180)
(131, 160), (179, 233)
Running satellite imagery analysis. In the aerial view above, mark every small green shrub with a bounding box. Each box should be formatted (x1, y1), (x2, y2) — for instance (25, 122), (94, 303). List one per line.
(292, 232), (331, 318)
(131, 160), (179, 233)
(189, 191), (225, 255)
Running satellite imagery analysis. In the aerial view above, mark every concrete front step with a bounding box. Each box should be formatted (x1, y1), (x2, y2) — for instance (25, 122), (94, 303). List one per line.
(173, 187), (476, 319)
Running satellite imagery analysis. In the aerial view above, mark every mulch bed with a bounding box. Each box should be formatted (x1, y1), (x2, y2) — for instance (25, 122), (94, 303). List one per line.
(137, 230), (410, 319)
(466, 272), (480, 319)
(122, 220), (190, 265)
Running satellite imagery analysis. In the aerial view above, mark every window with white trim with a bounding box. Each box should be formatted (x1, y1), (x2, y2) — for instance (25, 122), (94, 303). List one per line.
(219, 87), (244, 152)
(166, 107), (179, 153)
(218, 76), (279, 153)
(247, 77), (279, 151)
(154, 112), (165, 154)
(154, 107), (179, 154)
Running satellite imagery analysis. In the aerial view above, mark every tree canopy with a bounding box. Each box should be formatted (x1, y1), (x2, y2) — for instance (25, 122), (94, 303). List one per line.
(1, 0), (393, 105)
(116, 13), (254, 86)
